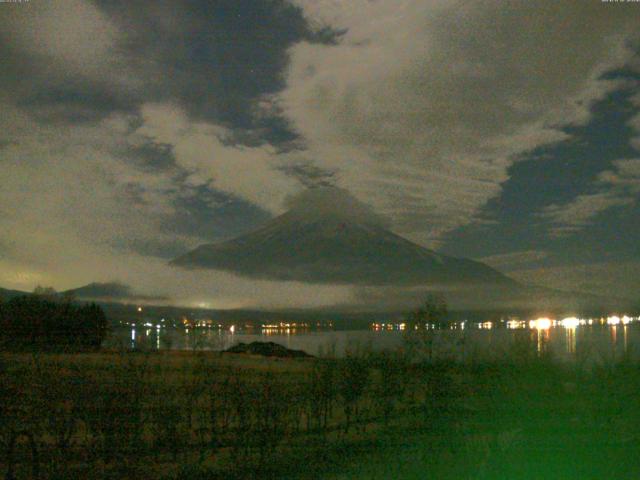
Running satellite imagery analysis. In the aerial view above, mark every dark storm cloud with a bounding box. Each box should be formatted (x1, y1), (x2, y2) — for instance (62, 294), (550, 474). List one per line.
(17, 82), (138, 124)
(440, 84), (640, 261)
(162, 186), (272, 243)
(438, 79), (640, 299)
(124, 141), (177, 172)
(0, 0), (336, 140)
(90, 0), (337, 134)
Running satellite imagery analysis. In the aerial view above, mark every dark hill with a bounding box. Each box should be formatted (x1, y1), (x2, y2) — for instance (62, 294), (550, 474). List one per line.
(0, 287), (28, 300)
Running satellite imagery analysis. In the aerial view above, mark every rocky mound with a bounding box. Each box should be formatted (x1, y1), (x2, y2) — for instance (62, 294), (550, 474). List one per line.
(223, 341), (313, 358)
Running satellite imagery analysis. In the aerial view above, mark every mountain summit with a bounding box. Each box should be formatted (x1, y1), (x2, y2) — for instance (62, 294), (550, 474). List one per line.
(171, 189), (514, 287)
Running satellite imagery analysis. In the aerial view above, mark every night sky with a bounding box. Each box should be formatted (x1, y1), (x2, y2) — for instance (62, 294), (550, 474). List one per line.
(1, 0), (639, 307)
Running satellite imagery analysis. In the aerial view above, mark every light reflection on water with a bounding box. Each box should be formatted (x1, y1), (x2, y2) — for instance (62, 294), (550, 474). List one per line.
(106, 315), (640, 361)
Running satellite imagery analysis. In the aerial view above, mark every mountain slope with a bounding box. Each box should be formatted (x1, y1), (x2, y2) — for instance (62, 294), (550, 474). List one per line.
(0, 287), (28, 300)
(63, 282), (168, 302)
(171, 209), (515, 287)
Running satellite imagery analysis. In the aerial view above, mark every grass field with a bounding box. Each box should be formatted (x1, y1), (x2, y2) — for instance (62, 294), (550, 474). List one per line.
(1, 345), (640, 479)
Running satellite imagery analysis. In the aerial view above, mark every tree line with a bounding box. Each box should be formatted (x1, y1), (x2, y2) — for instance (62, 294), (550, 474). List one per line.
(0, 287), (107, 350)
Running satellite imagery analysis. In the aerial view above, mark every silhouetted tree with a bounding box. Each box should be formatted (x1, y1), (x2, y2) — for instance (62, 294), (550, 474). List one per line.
(404, 293), (448, 361)
(75, 303), (108, 348)
(374, 352), (408, 424)
(32, 285), (57, 298)
(338, 355), (369, 433)
(307, 359), (337, 432)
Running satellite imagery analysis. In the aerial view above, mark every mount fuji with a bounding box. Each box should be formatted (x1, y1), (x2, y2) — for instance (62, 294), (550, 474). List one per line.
(170, 190), (515, 288)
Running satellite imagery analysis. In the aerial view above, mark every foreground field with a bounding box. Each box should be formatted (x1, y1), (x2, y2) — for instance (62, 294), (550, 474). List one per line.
(1, 346), (640, 479)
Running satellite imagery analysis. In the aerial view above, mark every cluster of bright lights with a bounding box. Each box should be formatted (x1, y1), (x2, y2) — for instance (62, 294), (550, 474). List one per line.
(607, 315), (633, 326)
(529, 318), (552, 330)
(367, 314), (638, 332)
(373, 322), (397, 331)
(506, 320), (526, 329)
(371, 322), (426, 331)
(262, 322), (311, 330)
(499, 315), (637, 331)
(195, 319), (221, 328)
(559, 317), (581, 329)
(522, 315), (637, 330)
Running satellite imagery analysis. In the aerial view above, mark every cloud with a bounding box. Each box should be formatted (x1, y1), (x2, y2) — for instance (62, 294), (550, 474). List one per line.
(479, 250), (548, 272)
(136, 103), (303, 213)
(284, 186), (388, 227)
(1, 0), (119, 75)
(0, 248), (353, 310)
(0, 120), (349, 310)
(0, 0), (324, 130)
(84, 0), (327, 129)
(0, 0), (140, 123)
(0, 1), (321, 307)
(541, 193), (634, 237)
(0, 116), (192, 260)
(1, 0), (640, 307)
(279, 0), (640, 245)
(540, 159), (640, 237)
(0, 96), (307, 274)
(627, 89), (640, 151)
(0, 98), (325, 311)
(509, 260), (640, 300)
(629, 111), (640, 152)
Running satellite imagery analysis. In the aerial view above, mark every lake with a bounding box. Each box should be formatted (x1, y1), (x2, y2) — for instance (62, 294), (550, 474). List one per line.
(106, 314), (640, 362)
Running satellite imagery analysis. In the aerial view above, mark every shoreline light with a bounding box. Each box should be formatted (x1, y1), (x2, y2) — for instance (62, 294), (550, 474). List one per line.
(607, 316), (620, 326)
(559, 317), (580, 329)
(529, 318), (552, 330)
(506, 320), (526, 329)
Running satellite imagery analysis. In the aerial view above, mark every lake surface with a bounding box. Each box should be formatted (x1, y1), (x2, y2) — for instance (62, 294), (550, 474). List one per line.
(106, 315), (640, 362)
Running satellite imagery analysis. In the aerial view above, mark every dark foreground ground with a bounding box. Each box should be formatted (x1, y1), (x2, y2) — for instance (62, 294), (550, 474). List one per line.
(1, 343), (639, 479)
